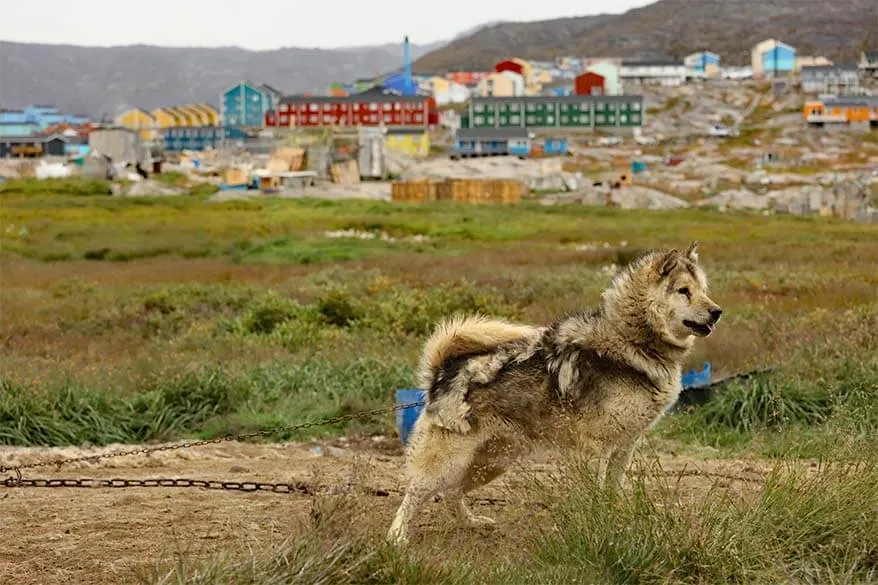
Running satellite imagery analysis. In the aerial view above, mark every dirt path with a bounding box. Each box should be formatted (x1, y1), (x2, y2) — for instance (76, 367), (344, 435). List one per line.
(0, 437), (769, 585)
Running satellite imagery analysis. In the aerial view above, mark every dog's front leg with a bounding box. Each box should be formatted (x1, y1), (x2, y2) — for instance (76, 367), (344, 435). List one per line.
(603, 442), (636, 491)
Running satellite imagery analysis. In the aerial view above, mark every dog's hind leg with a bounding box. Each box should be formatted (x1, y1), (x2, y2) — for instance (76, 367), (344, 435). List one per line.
(388, 423), (484, 545)
(452, 436), (519, 527)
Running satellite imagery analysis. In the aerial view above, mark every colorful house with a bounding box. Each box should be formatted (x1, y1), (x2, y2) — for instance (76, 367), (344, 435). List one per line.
(463, 95), (644, 130)
(803, 97), (878, 127)
(801, 65), (860, 95)
(385, 129), (431, 158)
(586, 62), (623, 95)
(221, 81), (282, 128)
(476, 71), (525, 98)
(267, 94), (438, 128)
(114, 108), (156, 141)
(149, 108), (176, 130)
(0, 122), (39, 137)
(751, 39), (797, 78)
(0, 134), (68, 158)
(620, 59), (686, 87)
(685, 51), (721, 78)
(195, 104), (220, 125)
(0, 109), (28, 124)
(575, 71), (606, 96)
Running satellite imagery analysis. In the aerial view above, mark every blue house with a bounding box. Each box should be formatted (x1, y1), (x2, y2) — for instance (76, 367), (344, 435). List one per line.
(752, 39), (797, 78)
(221, 81), (284, 128)
(162, 126), (248, 152)
(0, 109), (28, 124)
(0, 122), (39, 137)
(685, 51), (721, 77)
(452, 128), (531, 158)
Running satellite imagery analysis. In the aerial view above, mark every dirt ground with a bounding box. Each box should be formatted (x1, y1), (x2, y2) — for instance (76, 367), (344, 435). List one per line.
(0, 437), (770, 585)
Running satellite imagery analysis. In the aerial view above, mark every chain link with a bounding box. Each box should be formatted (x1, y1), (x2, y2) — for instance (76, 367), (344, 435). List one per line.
(0, 400), (425, 483)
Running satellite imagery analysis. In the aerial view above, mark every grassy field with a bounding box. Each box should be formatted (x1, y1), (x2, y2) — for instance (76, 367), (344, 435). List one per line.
(2, 178), (877, 583)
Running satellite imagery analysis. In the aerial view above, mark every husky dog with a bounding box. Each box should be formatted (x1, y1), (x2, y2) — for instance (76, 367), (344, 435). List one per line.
(388, 243), (722, 544)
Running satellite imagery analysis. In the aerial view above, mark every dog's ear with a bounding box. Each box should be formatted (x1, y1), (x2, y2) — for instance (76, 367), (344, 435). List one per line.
(659, 249), (679, 277)
(684, 241), (699, 263)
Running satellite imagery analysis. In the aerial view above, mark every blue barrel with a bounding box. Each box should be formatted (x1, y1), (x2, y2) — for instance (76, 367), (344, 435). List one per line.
(681, 362), (712, 388)
(396, 389), (426, 445)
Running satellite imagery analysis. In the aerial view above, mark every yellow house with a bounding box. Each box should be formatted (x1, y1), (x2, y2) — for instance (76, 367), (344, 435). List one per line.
(194, 103), (220, 125)
(177, 105), (205, 126)
(510, 58), (534, 83)
(476, 71), (525, 97)
(385, 130), (430, 158)
(151, 108), (179, 129)
(115, 108), (156, 141)
(427, 76), (450, 95)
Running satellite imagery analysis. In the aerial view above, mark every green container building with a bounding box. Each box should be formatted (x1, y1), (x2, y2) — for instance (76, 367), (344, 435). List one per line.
(465, 95), (644, 130)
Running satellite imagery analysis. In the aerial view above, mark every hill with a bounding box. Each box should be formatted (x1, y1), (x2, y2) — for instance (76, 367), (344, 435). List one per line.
(415, 0), (878, 72)
(0, 40), (441, 118)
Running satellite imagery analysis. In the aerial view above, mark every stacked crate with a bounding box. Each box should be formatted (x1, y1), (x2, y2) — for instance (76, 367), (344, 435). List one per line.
(392, 179), (525, 204)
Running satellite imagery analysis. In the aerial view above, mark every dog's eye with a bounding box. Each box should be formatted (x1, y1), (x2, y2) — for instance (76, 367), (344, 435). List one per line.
(677, 287), (691, 297)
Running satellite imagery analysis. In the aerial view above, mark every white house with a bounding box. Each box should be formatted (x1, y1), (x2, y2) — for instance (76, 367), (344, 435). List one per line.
(587, 62), (623, 95)
(619, 59), (686, 87)
(800, 65), (860, 95)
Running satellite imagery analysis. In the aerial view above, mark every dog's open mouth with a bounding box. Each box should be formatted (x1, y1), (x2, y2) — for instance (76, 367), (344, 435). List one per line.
(683, 320), (713, 337)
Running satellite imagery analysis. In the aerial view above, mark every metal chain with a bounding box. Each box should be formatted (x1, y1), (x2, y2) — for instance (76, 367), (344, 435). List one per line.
(0, 400), (425, 483)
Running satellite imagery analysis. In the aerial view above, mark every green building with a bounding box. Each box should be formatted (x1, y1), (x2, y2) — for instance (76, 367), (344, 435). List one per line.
(460, 95), (645, 130)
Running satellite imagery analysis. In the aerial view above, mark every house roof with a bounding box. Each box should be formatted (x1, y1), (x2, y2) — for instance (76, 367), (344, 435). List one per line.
(823, 97), (878, 107)
(279, 94), (431, 105)
(801, 64), (859, 73)
(0, 109), (25, 114)
(863, 52), (878, 61)
(456, 128), (530, 140)
(621, 59), (684, 67)
(0, 121), (38, 126)
(260, 83), (286, 96)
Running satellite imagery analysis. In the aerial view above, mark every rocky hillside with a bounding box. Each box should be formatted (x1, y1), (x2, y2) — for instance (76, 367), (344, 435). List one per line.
(415, 0), (878, 71)
(0, 40), (441, 118)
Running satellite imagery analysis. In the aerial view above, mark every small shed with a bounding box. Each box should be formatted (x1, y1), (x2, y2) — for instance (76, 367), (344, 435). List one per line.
(575, 71), (606, 96)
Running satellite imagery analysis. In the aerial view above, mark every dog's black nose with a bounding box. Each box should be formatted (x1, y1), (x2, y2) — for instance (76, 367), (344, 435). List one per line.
(709, 308), (723, 322)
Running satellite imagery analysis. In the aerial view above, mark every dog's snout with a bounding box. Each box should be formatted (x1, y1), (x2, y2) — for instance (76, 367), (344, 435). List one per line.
(709, 308), (723, 322)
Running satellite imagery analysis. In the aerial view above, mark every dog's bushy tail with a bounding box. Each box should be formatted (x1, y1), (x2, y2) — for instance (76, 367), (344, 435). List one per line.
(419, 314), (538, 401)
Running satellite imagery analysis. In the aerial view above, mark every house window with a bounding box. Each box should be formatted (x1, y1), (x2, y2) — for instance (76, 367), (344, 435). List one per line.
(323, 115), (332, 123)
(526, 103), (536, 112)
(370, 114), (378, 122)
(631, 114), (641, 123)
(384, 114), (392, 122)
(414, 113), (423, 122)
(561, 115), (569, 124)
(309, 104), (318, 112)
(310, 115), (318, 123)
(383, 102), (392, 111)
(547, 116), (555, 124)
(510, 115), (521, 124)
(474, 115), (485, 125)
(394, 103), (402, 110)
(526, 115), (536, 124)
(474, 103), (485, 113)
(323, 104), (332, 112)
(509, 103), (520, 112)
(596, 114), (605, 123)
(632, 102), (641, 111)
(369, 103), (378, 111)
(620, 114), (628, 123)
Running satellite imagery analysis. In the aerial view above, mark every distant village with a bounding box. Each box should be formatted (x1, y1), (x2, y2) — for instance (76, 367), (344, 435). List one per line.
(1, 38), (877, 163)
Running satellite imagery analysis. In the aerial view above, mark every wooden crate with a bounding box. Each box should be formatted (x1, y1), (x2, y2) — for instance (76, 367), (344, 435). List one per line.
(393, 179), (524, 204)
(392, 179), (439, 203)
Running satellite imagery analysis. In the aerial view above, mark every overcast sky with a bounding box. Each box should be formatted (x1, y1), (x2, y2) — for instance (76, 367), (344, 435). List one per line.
(0, 0), (651, 50)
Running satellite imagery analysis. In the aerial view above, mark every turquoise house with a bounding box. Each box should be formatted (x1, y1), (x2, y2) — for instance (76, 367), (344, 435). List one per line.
(0, 122), (39, 137)
(221, 81), (283, 128)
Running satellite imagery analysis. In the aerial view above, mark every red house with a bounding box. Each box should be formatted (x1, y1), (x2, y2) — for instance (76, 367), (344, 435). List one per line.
(265, 95), (437, 128)
(494, 59), (525, 76)
(575, 71), (606, 96)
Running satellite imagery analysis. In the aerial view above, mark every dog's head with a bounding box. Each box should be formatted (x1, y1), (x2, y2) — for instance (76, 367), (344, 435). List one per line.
(645, 242), (722, 346)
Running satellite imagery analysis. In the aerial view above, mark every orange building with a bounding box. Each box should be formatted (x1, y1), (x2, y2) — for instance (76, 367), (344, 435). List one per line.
(804, 98), (878, 127)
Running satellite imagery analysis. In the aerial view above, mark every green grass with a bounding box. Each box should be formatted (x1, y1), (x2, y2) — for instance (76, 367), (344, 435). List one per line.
(1, 182), (876, 583)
